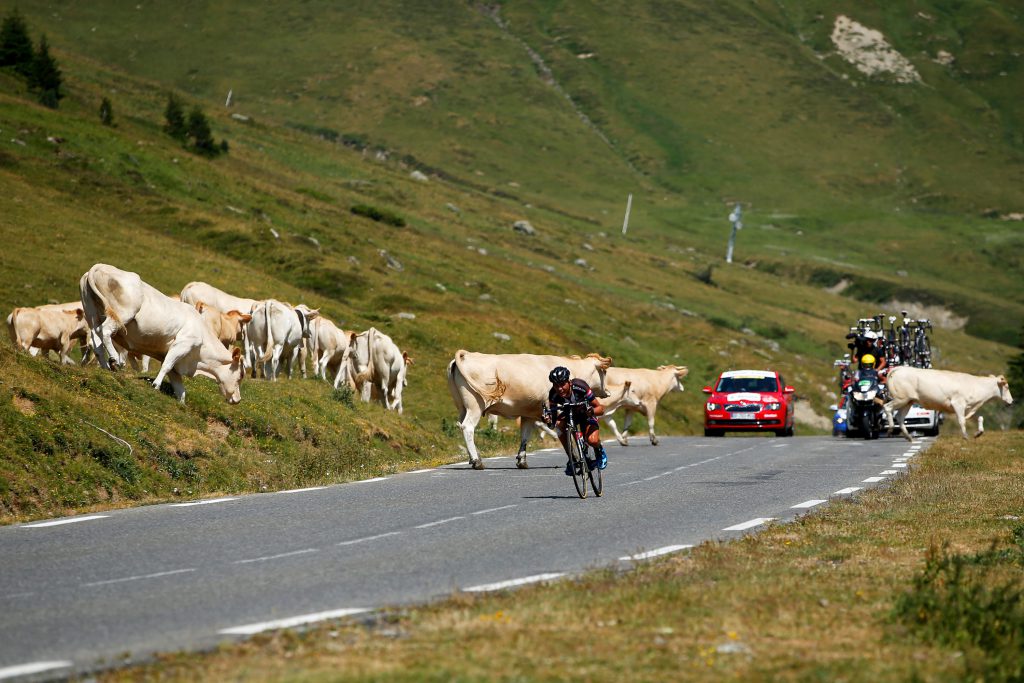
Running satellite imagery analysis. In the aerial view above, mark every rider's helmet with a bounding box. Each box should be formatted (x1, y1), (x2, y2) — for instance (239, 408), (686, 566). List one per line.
(860, 353), (876, 369)
(549, 366), (571, 384)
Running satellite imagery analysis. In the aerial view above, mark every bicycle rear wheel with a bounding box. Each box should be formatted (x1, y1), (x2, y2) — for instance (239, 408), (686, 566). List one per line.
(569, 434), (588, 499)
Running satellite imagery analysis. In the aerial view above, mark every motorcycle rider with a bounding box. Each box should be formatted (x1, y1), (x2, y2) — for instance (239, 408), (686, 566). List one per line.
(542, 366), (608, 475)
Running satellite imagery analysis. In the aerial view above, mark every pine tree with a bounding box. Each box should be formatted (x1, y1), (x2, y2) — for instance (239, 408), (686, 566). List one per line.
(0, 8), (34, 77)
(1008, 323), (1024, 428)
(163, 94), (187, 142)
(99, 97), (114, 126)
(29, 34), (63, 108)
(187, 106), (219, 157)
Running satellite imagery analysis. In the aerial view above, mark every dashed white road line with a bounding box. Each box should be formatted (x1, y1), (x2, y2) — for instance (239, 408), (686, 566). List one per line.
(881, 470), (898, 475)
(791, 500), (827, 509)
(233, 548), (318, 565)
(0, 661), (73, 680)
(337, 531), (401, 547)
(891, 464), (908, 469)
(471, 505), (517, 516)
(464, 573), (566, 593)
(619, 545), (693, 561)
(414, 516), (465, 529)
(862, 476), (886, 483)
(83, 568), (196, 587)
(21, 515), (109, 528)
(170, 497), (237, 508)
(833, 486), (862, 495)
(723, 518), (774, 532)
(219, 607), (370, 635)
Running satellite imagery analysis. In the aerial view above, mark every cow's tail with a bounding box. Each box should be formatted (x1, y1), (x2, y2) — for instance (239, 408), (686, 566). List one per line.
(258, 300), (275, 364)
(452, 349), (506, 406)
(446, 358), (466, 420)
(6, 308), (22, 349)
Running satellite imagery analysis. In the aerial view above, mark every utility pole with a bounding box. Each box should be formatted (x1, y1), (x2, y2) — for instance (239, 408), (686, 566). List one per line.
(621, 193), (633, 236)
(725, 203), (742, 263)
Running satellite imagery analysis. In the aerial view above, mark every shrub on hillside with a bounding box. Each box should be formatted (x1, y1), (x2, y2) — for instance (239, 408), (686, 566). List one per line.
(0, 8), (33, 77)
(351, 204), (405, 227)
(28, 34), (63, 108)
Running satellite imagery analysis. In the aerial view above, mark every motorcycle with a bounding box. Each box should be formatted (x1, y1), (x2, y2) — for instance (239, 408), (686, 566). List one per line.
(844, 368), (884, 440)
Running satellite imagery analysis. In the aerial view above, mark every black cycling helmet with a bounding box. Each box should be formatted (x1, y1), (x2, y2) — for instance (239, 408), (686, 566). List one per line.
(549, 366), (571, 384)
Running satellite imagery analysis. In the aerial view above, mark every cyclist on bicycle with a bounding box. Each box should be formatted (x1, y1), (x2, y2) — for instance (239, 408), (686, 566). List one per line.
(542, 366), (608, 475)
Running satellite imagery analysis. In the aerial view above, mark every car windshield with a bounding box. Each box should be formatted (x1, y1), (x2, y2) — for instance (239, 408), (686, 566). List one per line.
(716, 377), (779, 393)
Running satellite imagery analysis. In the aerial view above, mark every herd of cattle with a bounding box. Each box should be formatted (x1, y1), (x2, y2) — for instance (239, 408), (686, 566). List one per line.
(7, 263), (411, 411)
(5, 263), (1015, 468)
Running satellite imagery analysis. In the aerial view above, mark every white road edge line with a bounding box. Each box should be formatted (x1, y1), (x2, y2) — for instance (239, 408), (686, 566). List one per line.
(723, 518), (774, 531)
(233, 548), (318, 565)
(83, 568), (196, 587)
(891, 464), (908, 469)
(21, 515), (109, 528)
(619, 545), (693, 561)
(791, 500), (827, 509)
(337, 531), (401, 547)
(464, 573), (566, 593)
(355, 477), (389, 484)
(277, 486), (328, 494)
(833, 487), (862, 495)
(170, 497), (237, 507)
(405, 469), (435, 474)
(415, 516), (465, 529)
(862, 476), (886, 483)
(0, 661), (73, 680)
(881, 470), (898, 475)
(219, 607), (371, 635)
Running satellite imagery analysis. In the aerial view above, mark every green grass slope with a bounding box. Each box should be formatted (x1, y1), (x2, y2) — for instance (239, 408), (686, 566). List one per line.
(0, 1), (1020, 521)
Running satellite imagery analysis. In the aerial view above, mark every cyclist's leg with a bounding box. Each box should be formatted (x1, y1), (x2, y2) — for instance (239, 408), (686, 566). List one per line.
(584, 420), (607, 469)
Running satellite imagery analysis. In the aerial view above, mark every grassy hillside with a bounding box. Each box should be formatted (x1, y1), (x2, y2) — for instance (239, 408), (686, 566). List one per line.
(0, 1), (1021, 520)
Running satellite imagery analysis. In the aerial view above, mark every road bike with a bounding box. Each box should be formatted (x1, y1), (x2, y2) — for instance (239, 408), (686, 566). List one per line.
(546, 399), (603, 499)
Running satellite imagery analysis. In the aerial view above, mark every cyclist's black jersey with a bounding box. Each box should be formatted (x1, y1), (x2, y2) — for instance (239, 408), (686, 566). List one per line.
(548, 379), (595, 422)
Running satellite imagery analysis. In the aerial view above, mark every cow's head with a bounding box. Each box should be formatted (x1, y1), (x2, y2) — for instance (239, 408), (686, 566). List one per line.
(659, 365), (690, 393)
(226, 310), (253, 341)
(200, 346), (245, 404)
(996, 375), (1014, 405)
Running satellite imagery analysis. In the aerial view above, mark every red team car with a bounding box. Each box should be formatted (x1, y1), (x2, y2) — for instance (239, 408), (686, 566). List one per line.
(702, 370), (795, 437)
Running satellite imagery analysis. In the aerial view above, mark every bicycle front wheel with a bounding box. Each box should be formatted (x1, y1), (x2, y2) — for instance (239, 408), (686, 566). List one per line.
(587, 455), (603, 497)
(569, 434), (588, 499)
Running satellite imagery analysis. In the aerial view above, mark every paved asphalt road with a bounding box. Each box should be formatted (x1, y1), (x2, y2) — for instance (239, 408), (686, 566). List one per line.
(0, 435), (928, 680)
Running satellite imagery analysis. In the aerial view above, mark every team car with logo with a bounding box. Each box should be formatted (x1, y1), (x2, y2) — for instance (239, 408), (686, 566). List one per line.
(702, 370), (795, 437)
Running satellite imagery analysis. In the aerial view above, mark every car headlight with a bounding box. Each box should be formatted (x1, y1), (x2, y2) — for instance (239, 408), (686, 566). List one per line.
(764, 402), (781, 410)
(706, 402), (720, 411)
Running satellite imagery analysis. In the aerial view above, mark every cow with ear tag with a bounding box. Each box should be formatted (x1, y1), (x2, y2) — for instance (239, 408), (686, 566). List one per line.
(80, 263), (245, 404)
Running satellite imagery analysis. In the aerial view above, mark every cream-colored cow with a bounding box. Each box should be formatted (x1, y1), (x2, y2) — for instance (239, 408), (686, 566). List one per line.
(601, 365), (689, 446)
(81, 264), (245, 404)
(194, 302), (252, 349)
(447, 351), (612, 469)
(6, 302), (90, 364)
(883, 366), (1013, 441)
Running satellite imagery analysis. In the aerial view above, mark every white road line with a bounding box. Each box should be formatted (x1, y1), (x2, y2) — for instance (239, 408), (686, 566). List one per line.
(415, 516), (465, 529)
(276, 486), (328, 494)
(902, 452), (915, 457)
(21, 515), (109, 528)
(791, 500), (826, 509)
(233, 548), (318, 565)
(405, 469), (435, 474)
(881, 470), (898, 475)
(471, 505), (517, 516)
(723, 518), (774, 532)
(862, 476), (885, 483)
(619, 545), (693, 561)
(0, 661), (73, 680)
(83, 568), (196, 587)
(833, 487), (862, 495)
(891, 464), (908, 469)
(337, 531), (401, 547)
(623, 480), (644, 486)
(464, 573), (566, 593)
(219, 607), (370, 635)
(1, 592), (34, 600)
(170, 497), (237, 507)
(355, 477), (389, 484)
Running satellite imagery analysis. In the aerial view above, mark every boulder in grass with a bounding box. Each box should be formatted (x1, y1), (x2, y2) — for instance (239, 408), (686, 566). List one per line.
(512, 220), (536, 236)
